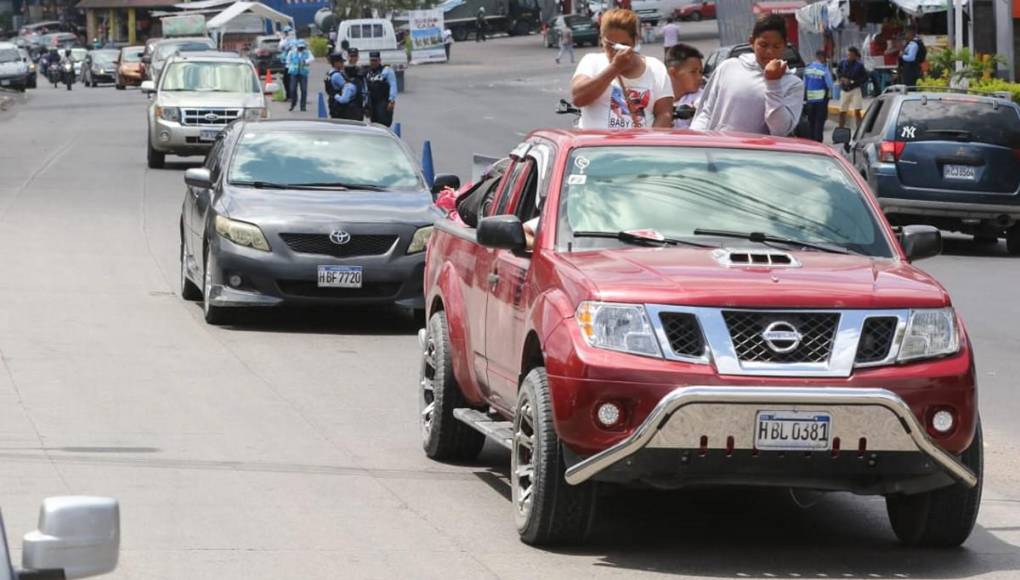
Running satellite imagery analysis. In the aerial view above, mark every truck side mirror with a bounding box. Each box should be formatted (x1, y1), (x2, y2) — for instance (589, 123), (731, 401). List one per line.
(22, 497), (120, 579)
(431, 174), (460, 196)
(899, 225), (941, 262)
(477, 215), (526, 251)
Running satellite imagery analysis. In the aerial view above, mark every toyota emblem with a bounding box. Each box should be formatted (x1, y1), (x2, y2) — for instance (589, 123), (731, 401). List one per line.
(329, 230), (352, 245)
(761, 321), (802, 353)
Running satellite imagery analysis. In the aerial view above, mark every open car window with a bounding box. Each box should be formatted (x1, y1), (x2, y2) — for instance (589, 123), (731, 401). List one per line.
(455, 158), (510, 228)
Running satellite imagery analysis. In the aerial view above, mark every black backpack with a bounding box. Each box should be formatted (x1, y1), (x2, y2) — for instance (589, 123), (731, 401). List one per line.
(913, 38), (927, 64)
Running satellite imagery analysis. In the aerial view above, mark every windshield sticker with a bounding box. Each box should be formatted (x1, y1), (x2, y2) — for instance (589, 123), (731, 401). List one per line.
(900, 125), (917, 140)
(573, 156), (590, 174)
(567, 174), (587, 185)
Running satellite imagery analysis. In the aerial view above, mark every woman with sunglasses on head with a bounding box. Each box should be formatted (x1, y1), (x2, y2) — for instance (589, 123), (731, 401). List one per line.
(570, 8), (674, 129)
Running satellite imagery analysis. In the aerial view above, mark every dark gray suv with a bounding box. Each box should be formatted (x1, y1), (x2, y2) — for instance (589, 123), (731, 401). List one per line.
(179, 119), (444, 324)
(835, 86), (1020, 254)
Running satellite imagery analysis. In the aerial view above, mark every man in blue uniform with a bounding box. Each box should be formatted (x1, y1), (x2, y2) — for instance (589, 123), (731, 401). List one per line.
(325, 52), (364, 121)
(365, 51), (398, 127)
(803, 50), (834, 142)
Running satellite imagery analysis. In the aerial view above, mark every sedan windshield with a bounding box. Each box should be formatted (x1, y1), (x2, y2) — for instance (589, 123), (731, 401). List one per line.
(559, 146), (892, 257)
(0, 49), (19, 63)
(92, 51), (118, 65)
(121, 48), (144, 62)
(228, 131), (423, 191)
(160, 61), (259, 92)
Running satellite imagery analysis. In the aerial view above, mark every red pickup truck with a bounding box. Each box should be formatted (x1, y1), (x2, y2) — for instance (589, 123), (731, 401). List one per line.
(418, 130), (981, 547)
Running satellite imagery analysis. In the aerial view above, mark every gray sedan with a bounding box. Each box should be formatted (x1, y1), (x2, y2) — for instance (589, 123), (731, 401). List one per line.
(179, 119), (445, 324)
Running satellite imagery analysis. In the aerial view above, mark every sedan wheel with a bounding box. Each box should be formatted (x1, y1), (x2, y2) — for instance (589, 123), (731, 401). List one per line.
(202, 245), (230, 325)
(180, 236), (202, 301)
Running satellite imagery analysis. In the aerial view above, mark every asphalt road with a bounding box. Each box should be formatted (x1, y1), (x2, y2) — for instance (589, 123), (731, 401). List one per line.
(2, 25), (1020, 579)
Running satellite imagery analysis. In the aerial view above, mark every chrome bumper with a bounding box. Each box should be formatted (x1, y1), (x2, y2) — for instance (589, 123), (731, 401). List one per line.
(564, 386), (977, 488)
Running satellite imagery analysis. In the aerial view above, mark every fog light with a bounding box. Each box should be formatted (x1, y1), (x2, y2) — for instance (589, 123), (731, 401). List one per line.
(932, 410), (955, 433)
(596, 402), (622, 428)
(159, 131), (170, 143)
(228, 274), (243, 288)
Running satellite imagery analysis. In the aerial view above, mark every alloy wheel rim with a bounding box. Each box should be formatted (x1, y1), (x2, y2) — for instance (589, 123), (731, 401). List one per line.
(419, 331), (437, 441)
(511, 396), (536, 525)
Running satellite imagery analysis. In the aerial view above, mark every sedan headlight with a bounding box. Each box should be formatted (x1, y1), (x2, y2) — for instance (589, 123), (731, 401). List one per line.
(155, 106), (179, 123)
(407, 226), (433, 254)
(897, 308), (960, 362)
(243, 108), (268, 120)
(214, 215), (271, 252)
(576, 301), (662, 358)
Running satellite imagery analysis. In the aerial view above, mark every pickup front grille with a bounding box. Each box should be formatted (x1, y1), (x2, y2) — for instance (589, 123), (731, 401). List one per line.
(278, 233), (398, 258)
(659, 313), (705, 358)
(855, 317), (899, 364)
(180, 107), (241, 126)
(723, 311), (840, 364)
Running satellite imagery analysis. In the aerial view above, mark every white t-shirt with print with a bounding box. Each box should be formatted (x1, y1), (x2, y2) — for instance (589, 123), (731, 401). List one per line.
(572, 52), (672, 130)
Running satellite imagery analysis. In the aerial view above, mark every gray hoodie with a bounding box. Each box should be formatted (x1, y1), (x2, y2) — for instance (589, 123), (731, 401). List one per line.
(690, 53), (804, 136)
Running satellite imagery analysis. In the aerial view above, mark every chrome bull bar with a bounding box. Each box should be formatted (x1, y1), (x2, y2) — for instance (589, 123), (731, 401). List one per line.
(563, 386), (977, 488)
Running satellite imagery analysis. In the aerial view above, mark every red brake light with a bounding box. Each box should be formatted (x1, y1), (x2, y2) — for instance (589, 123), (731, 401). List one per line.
(879, 141), (905, 163)
(1014, 149), (1020, 162)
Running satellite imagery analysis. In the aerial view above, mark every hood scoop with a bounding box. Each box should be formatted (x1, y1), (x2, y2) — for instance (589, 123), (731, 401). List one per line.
(712, 248), (801, 268)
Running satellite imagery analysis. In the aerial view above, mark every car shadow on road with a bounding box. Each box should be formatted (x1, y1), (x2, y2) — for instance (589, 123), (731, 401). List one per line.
(472, 457), (1020, 578)
(217, 305), (421, 336)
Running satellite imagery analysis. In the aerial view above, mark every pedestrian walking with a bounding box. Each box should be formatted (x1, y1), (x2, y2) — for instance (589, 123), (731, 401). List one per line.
(475, 8), (488, 42)
(571, 8), (674, 129)
(661, 17), (680, 60)
(690, 14), (804, 135)
(366, 51), (398, 127)
(803, 50), (834, 142)
(443, 28), (453, 61)
(836, 46), (868, 130)
(555, 22), (575, 64)
(898, 26), (925, 88)
(665, 43), (703, 129)
(286, 40), (313, 112)
(278, 26), (296, 102)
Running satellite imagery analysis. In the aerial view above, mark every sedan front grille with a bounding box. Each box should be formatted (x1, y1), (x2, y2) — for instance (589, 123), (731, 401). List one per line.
(278, 233), (398, 258)
(659, 313), (705, 358)
(180, 107), (241, 126)
(855, 317), (899, 364)
(722, 311), (840, 364)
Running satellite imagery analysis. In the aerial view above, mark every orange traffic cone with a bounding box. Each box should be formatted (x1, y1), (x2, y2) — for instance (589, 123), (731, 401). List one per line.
(265, 68), (273, 86)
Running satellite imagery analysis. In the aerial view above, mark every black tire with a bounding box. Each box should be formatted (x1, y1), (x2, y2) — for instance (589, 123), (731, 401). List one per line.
(420, 311), (485, 461)
(1007, 226), (1020, 256)
(513, 20), (531, 36)
(116, 82), (124, 90)
(886, 419), (983, 547)
(147, 139), (165, 169)
(452, 26), (468, 42)
(202, 245), (231, 325)
(689, 10), (702, 21)
(180, 233), (202, 301)
(514, 367), (598, 546)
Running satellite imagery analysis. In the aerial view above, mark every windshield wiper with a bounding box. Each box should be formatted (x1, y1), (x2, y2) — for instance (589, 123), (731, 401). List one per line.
(692, 228), (859, 255)
(572, 230), (715, 249)
(229, 180), (291, 189)
(286, 182), (386, 191)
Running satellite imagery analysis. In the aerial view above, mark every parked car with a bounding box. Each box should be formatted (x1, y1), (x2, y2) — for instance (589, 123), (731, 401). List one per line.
(543, 14), (598, 48)
(250, 34), (284, 76)
(0, 42), (32, 91)
(116, 45), (145, 89)
(178, 119), (442, 324)
(145, 36), (215, 84)
(39, 32), (79, 50)
(703, 42), (805, 80)
(143, 51), (273, 168)
(419, 129), (981, 548)
(674, 0), (716, 20)
(1, 496), (120, 578)
(82, 48), (119, 87)
(834, 86), (1020, 254)
(631, 0), (693, 23)
(16, 47), (37, 88)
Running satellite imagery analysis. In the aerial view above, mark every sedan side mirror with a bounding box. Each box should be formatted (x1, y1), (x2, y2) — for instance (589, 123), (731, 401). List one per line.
(185, 167), (213, 189)
(832, 127), (852, 151)
(477, 215), (526, 251)
(141, 55), (150, 64)
(431, 173), (460, 196)
(22, 496), (120, 579)
(140, 80), (154, 93)
(899, 225), (942, 261)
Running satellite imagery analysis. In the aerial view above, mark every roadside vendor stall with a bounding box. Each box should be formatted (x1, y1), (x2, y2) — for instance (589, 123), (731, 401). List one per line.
(204, 1), (293, 54)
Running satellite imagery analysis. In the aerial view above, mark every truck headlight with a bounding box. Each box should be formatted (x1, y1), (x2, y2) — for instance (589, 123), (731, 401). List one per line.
(214, 215), (271, 252)
(897, 308), (960, 362)
(576, 301), (662, 358)
(243, 108), (268, 120)
(155, 106), (179, 122)
(407, 226), (433, 254)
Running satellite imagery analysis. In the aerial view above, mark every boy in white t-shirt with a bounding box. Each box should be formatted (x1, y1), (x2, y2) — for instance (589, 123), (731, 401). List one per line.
(570, 8), (674, 130)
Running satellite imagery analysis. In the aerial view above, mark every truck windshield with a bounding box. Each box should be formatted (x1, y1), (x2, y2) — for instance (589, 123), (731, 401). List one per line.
(160, 62), (259, 92)
(228, 131), (424, 191)
(0, 49), (19, 63)
(559, 146), (892, 257)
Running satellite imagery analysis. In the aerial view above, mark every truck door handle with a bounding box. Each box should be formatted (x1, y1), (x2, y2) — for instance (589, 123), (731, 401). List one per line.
(487, 273), (500, 287)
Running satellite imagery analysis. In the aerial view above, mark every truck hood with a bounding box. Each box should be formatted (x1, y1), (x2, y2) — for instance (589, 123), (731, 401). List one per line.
(559, 247), (950, 309)
(0, 61), (28, 76)
(157, 91), (265, 109)
(221, 187), (443, 227)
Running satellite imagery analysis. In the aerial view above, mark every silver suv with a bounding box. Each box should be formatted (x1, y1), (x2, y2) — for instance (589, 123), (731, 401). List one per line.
(143, 52), (274, 168)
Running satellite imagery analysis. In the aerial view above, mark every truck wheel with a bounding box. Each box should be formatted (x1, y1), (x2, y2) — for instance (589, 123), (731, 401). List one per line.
(452, 26), (468, 42)
(420, 311), (485, 461)
(513, 367), (598, 546)
(886, 419), (983, 547)
(513, 20), (531, 36)
(147, 140), (165, 169)
(1006, 226), (1020, 256)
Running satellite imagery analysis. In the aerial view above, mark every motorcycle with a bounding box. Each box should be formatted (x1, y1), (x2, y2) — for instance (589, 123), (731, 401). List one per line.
(44, 61), (61, 88)
(62, 62), (74, 91)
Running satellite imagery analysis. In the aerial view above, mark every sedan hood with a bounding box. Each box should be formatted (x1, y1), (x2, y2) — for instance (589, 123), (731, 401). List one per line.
(222, 187), (443, 228)
(560, 247), (950, 309)
(0, 61), (28, 76)
(157, 91), (265, 109)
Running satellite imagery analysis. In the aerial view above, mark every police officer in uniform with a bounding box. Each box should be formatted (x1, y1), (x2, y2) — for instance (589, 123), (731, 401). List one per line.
(365, 51), (398, 127)
(325, 52), (364, 121)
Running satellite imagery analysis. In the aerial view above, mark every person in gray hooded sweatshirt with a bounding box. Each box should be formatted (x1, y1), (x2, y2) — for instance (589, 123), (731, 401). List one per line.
(691, 15), (804, 136)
